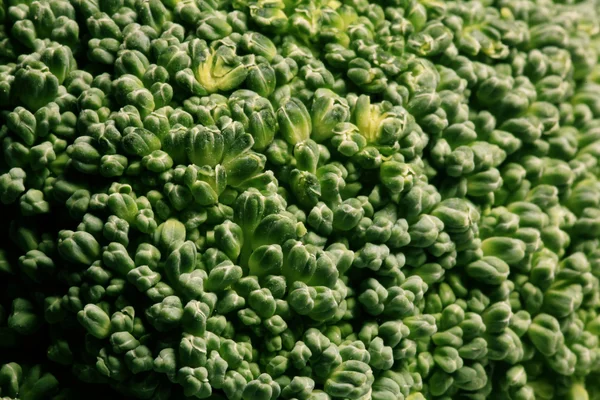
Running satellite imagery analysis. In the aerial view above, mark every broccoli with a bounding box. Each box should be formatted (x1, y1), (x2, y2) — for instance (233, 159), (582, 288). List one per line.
(0, 0), (600, 398)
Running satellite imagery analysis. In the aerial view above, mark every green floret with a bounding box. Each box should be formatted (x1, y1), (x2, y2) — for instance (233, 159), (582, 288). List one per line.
(2, 0), (600, 398)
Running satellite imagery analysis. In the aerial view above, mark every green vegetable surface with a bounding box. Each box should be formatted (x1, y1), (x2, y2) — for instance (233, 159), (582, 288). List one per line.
(0, 0), (599, 398)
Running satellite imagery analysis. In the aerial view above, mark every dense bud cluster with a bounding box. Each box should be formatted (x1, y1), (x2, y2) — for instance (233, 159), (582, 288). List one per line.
(0, 0), (600, 398)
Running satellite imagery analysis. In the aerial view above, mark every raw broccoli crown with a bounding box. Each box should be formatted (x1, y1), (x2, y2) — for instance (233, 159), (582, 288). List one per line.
(0, 0), (599, 398)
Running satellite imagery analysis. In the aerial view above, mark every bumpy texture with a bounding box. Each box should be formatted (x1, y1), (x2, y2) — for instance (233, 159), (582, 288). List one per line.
(0, 0), (600, 399)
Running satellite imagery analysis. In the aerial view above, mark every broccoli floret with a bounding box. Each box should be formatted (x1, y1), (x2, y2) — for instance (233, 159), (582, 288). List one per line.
(1, 0), (600, 398)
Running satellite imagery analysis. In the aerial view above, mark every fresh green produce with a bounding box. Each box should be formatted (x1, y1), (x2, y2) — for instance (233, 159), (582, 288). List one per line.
(1, 0), (600, 398)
